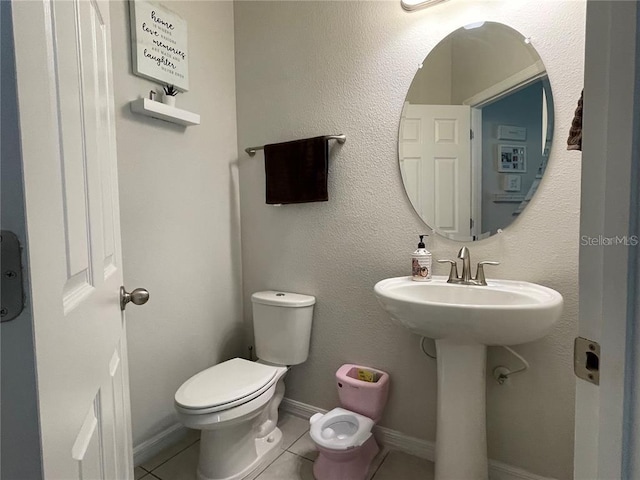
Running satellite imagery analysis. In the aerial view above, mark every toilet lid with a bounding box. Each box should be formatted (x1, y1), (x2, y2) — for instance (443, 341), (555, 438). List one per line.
(175, 358), (280, 410)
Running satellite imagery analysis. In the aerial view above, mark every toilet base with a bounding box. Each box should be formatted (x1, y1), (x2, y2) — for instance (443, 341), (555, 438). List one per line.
(312, 436), (379, 480)
(196, 427), (282, 480)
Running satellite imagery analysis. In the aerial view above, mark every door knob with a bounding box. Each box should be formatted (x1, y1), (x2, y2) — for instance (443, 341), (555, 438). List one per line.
(120, 286), (149, 311)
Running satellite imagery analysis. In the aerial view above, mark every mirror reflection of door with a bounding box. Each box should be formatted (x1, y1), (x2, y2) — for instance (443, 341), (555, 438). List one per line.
(398, 22), (554, 241)
(400, 104), (471, 239)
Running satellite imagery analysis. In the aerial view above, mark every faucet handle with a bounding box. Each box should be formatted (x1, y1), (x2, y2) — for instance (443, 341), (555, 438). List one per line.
(437, 259), (460, 283)
(475, 261), (500, 285)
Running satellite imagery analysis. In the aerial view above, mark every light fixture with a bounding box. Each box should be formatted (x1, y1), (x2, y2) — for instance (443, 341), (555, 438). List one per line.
(401, 0), (448, 12)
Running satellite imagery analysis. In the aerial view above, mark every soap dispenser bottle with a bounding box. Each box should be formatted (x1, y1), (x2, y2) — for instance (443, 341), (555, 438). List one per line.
(411, 235), (432, 282)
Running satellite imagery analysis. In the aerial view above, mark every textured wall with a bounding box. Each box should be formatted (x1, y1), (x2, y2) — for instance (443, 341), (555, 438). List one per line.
(109, 1), (242, 446)
(234, 2), (584, 478)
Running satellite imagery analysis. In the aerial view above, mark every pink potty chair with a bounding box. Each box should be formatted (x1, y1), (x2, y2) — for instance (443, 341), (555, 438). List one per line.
(309, 364), (390, 480)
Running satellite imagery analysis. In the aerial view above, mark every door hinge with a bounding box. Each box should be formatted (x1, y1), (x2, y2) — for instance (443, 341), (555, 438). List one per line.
(470, 129), (474, 140)
(470, 218), (474, 229)
(574, 337), (600, 385)
(1, 231), (25, 322)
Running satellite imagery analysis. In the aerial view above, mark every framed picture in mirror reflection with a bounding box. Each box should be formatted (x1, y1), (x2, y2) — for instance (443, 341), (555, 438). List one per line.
(498, 145), (527, 173)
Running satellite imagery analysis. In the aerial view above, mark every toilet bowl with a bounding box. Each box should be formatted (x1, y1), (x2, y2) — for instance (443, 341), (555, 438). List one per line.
(310, 408), (374, 451)
(309, 408), (379, 480)
(174, 291), (315, 480)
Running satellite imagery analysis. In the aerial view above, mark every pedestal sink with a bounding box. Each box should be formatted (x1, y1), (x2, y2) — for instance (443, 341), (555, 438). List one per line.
(374, 276), (563, 480)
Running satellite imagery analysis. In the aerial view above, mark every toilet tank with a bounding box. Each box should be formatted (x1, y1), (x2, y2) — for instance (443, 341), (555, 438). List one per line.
(336, 364), (390, 422)
(251, 291), (315, 365)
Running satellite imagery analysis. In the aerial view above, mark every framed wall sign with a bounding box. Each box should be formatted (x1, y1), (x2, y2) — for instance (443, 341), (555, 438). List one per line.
(129, 0), (189, 91)
(498, 144), (527, 173)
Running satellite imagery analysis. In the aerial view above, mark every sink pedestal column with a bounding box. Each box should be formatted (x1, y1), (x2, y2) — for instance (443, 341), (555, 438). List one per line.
(434, 339), (488, 480)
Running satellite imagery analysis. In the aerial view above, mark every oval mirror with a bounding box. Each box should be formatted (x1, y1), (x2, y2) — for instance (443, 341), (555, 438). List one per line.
(398, 22), (553, 241)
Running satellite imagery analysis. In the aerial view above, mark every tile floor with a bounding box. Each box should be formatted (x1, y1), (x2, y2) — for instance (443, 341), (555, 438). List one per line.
(134, 413), (435, 480)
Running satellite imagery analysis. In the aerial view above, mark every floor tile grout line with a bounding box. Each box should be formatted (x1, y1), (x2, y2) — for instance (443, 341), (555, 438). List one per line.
(284, 429), (310, 453)
(146, 438), (200, 473)
(252, 449), (287, 479)
(286, 449), (314, 462)
(254, 449), (315, 480)
(140, 474), (160, 480)
(369, 449), (391, 480)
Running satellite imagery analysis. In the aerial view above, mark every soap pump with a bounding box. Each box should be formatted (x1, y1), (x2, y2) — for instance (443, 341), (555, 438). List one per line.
(411, 235), (432, 282)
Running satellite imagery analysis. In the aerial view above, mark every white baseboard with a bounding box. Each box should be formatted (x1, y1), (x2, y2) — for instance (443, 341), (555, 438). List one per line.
(132, 423), (191, 467)
(280, 397), (555, 480)
(373, 423), (435, 461)
(280, 397), (328, 419)
(487, 461), (556, 480)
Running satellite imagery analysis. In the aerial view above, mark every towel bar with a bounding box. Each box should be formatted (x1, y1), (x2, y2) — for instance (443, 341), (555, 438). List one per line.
(245, 134), (346, 157)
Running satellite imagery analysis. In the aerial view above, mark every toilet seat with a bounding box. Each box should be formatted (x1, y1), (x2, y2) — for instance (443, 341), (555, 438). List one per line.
(175, 358), (286, 415)
(310, 408), (375, 451)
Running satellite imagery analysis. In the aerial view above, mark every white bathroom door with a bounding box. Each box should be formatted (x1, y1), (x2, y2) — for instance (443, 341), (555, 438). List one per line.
(399, 104), (471, 239)
(575, 1), (639, 478)
(12, 1), (135, 478)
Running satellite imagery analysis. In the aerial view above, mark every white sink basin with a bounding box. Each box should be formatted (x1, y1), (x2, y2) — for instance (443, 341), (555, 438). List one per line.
(374, 274), (563, 479)
(374, 276), (563, 345)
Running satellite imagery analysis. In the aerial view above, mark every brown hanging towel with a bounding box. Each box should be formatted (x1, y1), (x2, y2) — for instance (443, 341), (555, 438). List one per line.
(264, 136), (329, 204)
(567, 89), (583, 151)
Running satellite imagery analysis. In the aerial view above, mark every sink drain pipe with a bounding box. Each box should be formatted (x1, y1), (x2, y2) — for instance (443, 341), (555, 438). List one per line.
(493, 346), (529, 384)
(419, 337), (530, 385)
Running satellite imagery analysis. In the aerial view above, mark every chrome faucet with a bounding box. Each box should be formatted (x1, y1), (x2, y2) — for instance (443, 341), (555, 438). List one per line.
(458, 246), (472, 283)
(437, 247), (499, 286)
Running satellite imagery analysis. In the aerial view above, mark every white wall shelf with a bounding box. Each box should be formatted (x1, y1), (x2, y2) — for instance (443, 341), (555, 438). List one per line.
(130, 98), (200, 126)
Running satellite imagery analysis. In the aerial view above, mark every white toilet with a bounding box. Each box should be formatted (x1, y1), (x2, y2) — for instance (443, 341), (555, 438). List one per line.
(174, 291), (315, 480)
